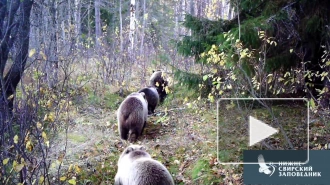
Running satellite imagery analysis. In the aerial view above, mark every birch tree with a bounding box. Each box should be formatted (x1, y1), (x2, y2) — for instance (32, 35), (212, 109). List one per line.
(129, 0), (136, 56)
(139, 0), (146, 55)
(95, 0), (102, 49)
(119, 0), (123, 53)
(74, 0), (82, 46)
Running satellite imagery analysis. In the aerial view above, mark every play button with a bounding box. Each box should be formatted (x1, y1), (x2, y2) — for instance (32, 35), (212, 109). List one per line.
(249, 116), (278, 146)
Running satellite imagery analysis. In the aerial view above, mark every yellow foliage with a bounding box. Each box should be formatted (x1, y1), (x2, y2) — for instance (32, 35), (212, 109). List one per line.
(42, 131), (48, 141)
(26, 140), (33, 152)
(310, 99), (316, 109)
(60, 176), (67, 181)
(28, 49), (36, 57)
(46, 100), (53, 108)
(40, 51), (47, 60)
(225, 102), (235, 110)
(219, 60), (225, 66)
(240, 50), (247, 58)
(68, 178), (76, 185)
(14, 135), (18, 144)
(208, 94), (214, 103)
(68, 164), (73, 172)
(39, 176), (44, 184)
(51, 162), (56, 169)
(13, 161), (24, 172)
(48, 112), (55, 122)
(75, 165), (81, 174)
(165, 86), (170, 94)
(37, 122), (42, 129)
(3, 158), (9, 165)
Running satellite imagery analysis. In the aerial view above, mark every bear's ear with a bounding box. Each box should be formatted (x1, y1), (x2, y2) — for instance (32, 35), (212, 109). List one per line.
(139, 92), (146, 98)
(125, 146), (134, 154)
(139, 145), (146, 151)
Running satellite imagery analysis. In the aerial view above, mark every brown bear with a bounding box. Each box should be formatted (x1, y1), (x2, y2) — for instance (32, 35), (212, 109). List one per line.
(149, 70), (168, 103)
(117, 92), (148, 143)
(138, 86), (159, 114)
(114, 145), (175, 185)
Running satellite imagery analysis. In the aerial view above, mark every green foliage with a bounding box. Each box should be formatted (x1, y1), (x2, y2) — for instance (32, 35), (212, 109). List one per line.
(218, 150), (232, 162)
(177, 14), (228, 62)
(176, 0), (330, 107)
(87, 93), (102, 106)
(190, 159), (221, 184)
(74, 153), (119, 184)
(174, 70), (203, 90)
(86, 87), (122, 110)
(264, 54), (292, 72)
(103, 92), (123, 110)
(191, 159), (209, 180)
(305, 15), (322, 35)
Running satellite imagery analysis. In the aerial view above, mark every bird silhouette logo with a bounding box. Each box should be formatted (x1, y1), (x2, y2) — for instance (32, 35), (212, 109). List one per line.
(258, 154), (276, 177)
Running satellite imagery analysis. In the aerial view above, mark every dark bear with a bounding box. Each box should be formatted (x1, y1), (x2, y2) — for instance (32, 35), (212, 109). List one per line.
(149, 70), (168, 103)
(138, 86), (159, 114)
(117, 92), (148, 143)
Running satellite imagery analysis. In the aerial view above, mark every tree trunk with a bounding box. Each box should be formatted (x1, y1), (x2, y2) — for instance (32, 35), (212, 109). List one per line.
(189, 0), (194, 15)
(129, 0), (136, 55)
(95, 0), (102, 50)
(74, 0), (81, 45)
(0, 0), (33, 122)
(228, 0), (233, 20)
(46, 0), (58, 89)
(139, 0), (146, 55)
(119, 0), (123, 53)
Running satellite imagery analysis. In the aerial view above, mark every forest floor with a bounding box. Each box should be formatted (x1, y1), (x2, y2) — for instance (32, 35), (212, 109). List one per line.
(47, 85), (330, 185)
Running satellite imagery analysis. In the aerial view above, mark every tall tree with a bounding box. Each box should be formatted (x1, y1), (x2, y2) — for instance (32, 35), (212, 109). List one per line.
(95, 0), (102, 49)
(119, 0), (123, 53)
(74, 0), (81, 45)
(139, 0), (146, 55)
(0, 0), (34, 121)
(129, 0), (136, 56)
(45, 0), (58, 89)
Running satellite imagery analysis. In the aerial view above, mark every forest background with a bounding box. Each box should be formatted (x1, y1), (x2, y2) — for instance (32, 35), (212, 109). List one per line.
(0, 0), (329, 184)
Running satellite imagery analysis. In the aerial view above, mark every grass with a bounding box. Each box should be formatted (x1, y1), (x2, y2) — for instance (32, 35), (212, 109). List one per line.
(67, 133), (88, 143)
(217, 100), (309, 164)
(191, 159), (209, 180)
(190, 158), (222, 184)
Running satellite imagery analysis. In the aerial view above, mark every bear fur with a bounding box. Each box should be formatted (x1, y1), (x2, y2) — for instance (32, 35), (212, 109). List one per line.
(138, 86), (159, 114)
(114, 145), (175, 185)
(117, 92), (148, 143)
(149, 70), (168, 103)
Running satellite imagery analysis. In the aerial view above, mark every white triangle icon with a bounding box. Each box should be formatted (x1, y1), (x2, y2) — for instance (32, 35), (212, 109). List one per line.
(249, 116), (278, 146)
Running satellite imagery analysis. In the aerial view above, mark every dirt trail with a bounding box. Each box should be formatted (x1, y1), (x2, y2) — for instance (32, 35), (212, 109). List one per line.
(48, 98), (220, 184)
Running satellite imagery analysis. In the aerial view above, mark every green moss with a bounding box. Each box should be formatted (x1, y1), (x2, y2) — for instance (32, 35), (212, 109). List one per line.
(191, 159), (209, 180)
(104, 92), (122, 110)
(67, 133), (88, 143)
(190, 158), (222, 184)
